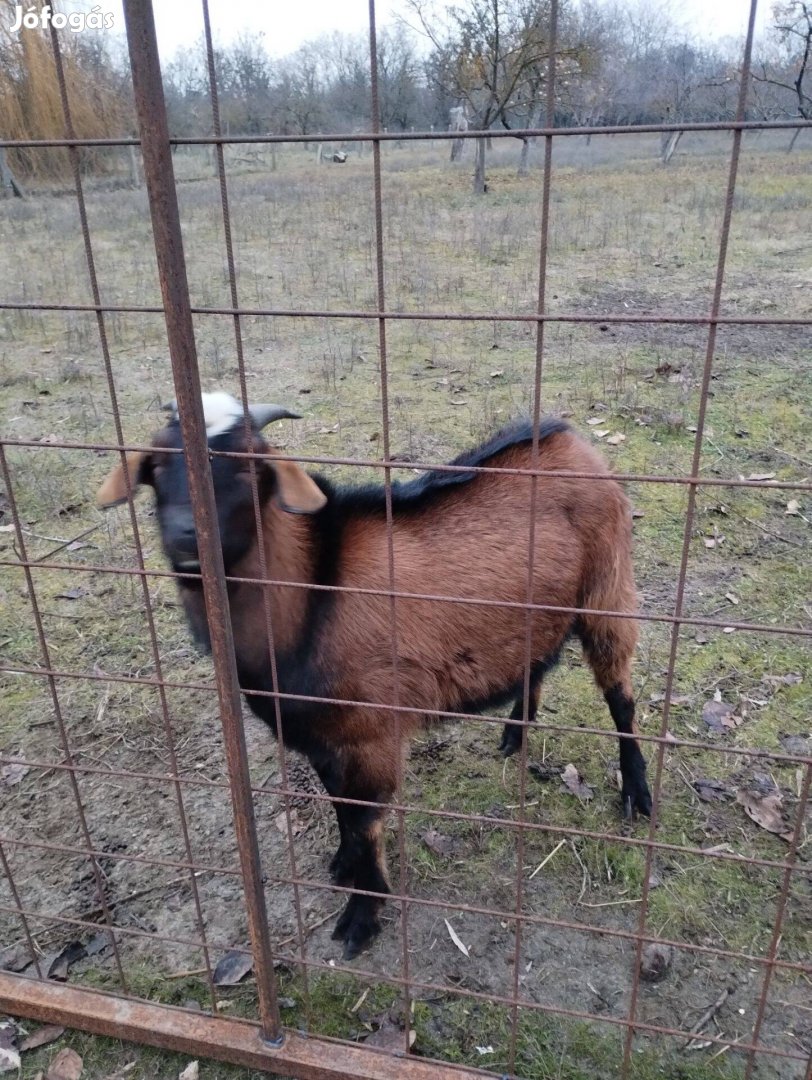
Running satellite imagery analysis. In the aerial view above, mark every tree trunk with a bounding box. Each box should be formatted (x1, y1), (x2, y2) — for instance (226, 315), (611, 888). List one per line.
(473, 137), (487, 194)
(518, 138), (530, 175)
(450, 137), (463, 162)
(787, 125), (803, 152)
(661, 130), (683, 165)
(0, 148), (25, 197)
(127, 144), (140, 188)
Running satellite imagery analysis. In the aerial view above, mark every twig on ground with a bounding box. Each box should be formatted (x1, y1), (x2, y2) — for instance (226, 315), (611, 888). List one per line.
(683, 985), (734, 1049)
(741, 515), (805, 549)
(528, 838), (566, 879)
(37, 524), (100, 562)
(276, 906), (343, 950)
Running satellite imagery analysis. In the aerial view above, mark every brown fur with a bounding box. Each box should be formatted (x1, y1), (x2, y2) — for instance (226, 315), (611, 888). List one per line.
(102, 417), (650, 958)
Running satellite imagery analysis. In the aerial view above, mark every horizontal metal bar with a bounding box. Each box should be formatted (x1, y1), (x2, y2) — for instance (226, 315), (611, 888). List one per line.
(3, 437), (811, 494)
(0, 832), (240, 879)
(1, 298), (811, 328)
(5, 557), (811, 638)
(1, 117), (810, 150)
(0, 972), (485, 1080)
(3, 748), (810, 874)
(3, 660), (811, 767)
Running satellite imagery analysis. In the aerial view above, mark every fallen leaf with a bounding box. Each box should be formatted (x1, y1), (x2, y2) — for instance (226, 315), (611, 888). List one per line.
(364, 1017), (415, 1050)
(1, 763), (30, 787)
(606, 433), (626, 445)
(449, 399), (468, 406)
(736, 790), (793, 842)
(0, 1021), (18, 1053)
(746, 472), (776, 482)
(0, 943), (34, 972)
(763, 673), (802, 687)
(19, 1026), (65, 1053)
(489, 370), (504, 378)
(593, 429), (609, 438)
(47, 941), (86, 981)
(785, 499), (801, 515)
(779, 733), (811, 755)
(55, 588), (86, 601)
(561, 763), (594, 801)
(444, 919), (470, 957)
(649, 692), (692, 707)
(213, 950), (253, 986)
(702, 698), (734, 732)
(725, 593), (739, 605)
(586, 417), (604, 426)
(693, 778), (734, 802)
(273, 809), (301, 835)
(178, 1063), (199, 1080)
(46, 1047), (83, 1080)
(475, 1046), (495, 1055)
(631, 508), (645, 519)
(84, 931), (114, 957)
(317, 425), (338, 435)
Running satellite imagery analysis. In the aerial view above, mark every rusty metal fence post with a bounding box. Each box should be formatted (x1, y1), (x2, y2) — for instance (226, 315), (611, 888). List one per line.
(121, 0), (282, 1046)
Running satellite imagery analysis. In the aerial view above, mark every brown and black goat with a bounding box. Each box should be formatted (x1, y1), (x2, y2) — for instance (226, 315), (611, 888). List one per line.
(97, 392), (651, 959)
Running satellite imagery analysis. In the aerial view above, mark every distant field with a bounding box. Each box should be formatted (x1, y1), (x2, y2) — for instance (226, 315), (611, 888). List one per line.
(1, 130), (810, 1079)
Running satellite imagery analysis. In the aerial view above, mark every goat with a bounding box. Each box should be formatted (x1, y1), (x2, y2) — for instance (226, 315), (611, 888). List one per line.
(97, 392), (651, 959)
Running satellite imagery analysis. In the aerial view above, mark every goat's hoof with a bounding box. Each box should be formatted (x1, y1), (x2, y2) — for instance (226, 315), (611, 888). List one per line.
(498, 726), (521, 757)
(622, 781), (653, 820)
(332, 898), (381, 959)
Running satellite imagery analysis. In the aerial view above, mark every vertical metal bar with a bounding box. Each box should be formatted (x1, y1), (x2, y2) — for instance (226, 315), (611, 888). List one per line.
(199, 0), (311, 1015)
(368, 0), (412, 1047)
(0, 838), (44, 979)
(122, 0), (282, 1043)
(509, 3), (560, 1072)
(46, 20), (219, 1013)
(744, 762), (812, 1078)
(621, 1), (759, 1071)
(0, 444), (128, 990)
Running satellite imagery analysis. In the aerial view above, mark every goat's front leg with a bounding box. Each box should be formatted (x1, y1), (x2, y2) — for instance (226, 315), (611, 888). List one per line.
(325, 736), (395, 960)
(330, 802), (391, 959)
(313, 757), (355, 886)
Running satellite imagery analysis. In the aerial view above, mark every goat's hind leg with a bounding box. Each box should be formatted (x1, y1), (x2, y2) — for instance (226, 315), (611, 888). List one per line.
(499, 647), (565, 757)
(579, 616), (651, 819)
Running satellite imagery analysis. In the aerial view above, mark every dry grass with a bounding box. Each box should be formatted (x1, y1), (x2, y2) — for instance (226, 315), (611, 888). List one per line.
(1, 131), (810, 1079)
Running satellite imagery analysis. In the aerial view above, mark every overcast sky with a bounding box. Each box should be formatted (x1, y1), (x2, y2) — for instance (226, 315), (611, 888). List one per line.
(61, 0), (772, 59)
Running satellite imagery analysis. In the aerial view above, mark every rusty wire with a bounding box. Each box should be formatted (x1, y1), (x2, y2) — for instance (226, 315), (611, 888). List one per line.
(0, 0), (810, 1076)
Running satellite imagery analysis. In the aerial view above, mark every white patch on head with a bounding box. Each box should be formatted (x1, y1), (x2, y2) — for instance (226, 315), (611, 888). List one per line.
(194, 392), (243, 438)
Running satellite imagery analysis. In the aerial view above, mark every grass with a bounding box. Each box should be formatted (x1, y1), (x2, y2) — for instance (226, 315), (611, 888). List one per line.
(1, 130), (810, 1078)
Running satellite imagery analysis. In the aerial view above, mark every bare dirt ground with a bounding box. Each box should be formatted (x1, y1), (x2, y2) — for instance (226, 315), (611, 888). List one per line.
(1, 132), (810, 1078)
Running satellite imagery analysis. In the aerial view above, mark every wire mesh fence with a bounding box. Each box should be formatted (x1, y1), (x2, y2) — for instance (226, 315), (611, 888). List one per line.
(0, 0), (810, 1077)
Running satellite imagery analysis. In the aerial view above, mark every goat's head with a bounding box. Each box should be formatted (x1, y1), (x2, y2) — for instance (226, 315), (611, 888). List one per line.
(96, 392), (326, 573)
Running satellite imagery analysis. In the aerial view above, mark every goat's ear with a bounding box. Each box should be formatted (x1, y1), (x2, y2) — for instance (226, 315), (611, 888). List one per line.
(96, 451), (148, 508)
(270, 458), (327, 515)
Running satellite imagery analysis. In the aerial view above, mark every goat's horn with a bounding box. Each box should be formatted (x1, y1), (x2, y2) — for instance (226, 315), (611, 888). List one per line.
(248, 404), (302, 429)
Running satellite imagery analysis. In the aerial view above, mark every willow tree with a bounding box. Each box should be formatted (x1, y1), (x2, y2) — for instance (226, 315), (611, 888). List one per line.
(0, 0), (131, 183)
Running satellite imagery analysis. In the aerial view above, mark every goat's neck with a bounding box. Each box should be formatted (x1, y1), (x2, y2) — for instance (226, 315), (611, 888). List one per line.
(228, 501), (315, 667)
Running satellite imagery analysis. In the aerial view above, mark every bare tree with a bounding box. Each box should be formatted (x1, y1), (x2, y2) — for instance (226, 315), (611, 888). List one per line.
(406, 0), (590, 193)
(752, 0), (812, 150)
